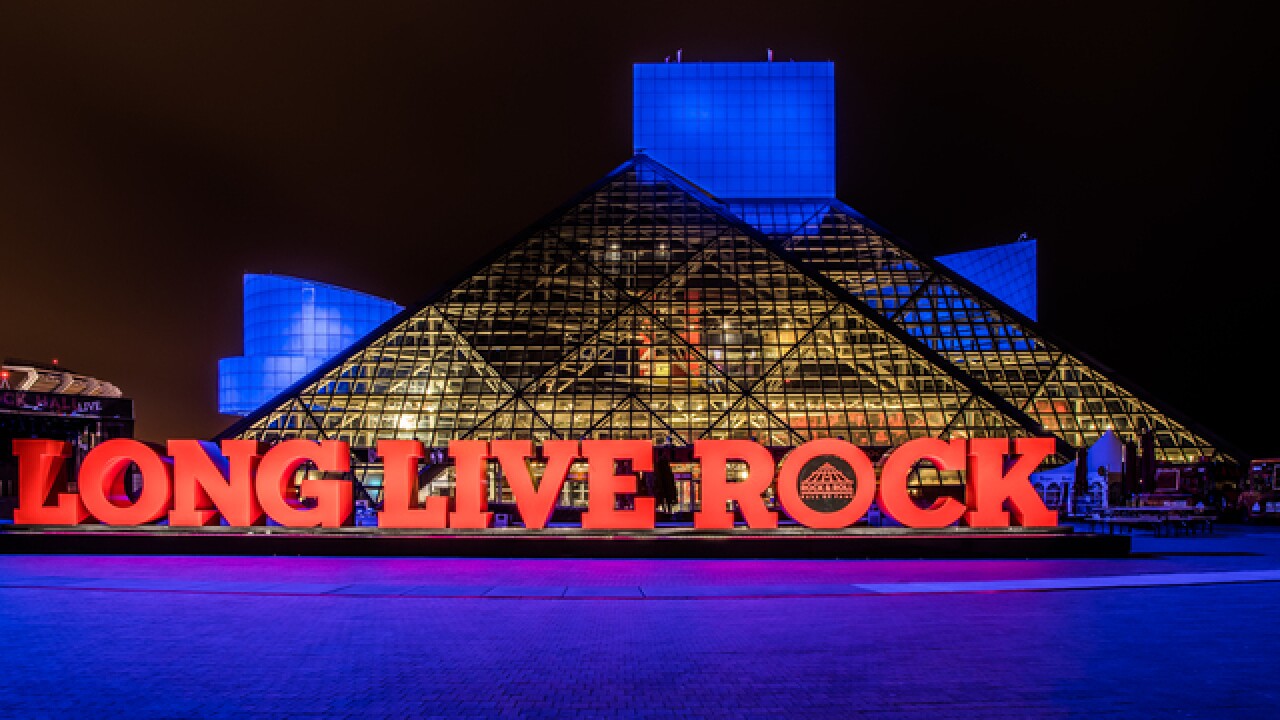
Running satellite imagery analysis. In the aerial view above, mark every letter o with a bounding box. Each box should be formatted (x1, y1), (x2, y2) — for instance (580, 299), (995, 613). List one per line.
(79, 439), (172, 526)
(775, 439), (876, 529)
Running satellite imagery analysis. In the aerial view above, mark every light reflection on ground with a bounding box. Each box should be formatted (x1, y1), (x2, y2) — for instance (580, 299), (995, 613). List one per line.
(1, 525), (1278, 719)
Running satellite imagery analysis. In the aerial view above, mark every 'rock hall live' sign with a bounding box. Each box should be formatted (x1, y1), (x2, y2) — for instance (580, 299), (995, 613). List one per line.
(10, 437), (1059, 531)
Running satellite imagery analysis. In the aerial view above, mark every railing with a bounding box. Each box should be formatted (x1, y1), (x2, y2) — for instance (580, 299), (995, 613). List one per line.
(1084, 507), (1216, 536)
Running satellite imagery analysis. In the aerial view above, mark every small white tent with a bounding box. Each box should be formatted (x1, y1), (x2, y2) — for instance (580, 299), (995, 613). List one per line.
(1030, 429), (1125, 512)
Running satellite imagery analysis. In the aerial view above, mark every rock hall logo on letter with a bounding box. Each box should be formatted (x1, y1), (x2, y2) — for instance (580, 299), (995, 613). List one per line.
(795, 455), (858, 514)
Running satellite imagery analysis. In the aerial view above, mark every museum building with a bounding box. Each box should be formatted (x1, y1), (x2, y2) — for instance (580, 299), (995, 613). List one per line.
(216, 60), (1236, 511)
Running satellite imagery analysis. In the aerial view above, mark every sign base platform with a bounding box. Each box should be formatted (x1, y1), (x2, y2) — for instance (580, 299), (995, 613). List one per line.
(0, 525), (1130, 559)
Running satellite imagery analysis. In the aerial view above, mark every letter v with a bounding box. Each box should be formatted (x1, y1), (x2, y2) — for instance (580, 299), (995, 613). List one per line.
(492, 440), (579, 530)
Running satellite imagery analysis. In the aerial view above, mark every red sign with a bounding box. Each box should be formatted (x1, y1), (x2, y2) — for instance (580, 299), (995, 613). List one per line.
(11, 437), (1058, 530)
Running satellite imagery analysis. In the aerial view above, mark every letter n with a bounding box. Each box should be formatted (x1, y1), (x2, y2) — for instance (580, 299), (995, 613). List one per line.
(168, 440), (265, 527)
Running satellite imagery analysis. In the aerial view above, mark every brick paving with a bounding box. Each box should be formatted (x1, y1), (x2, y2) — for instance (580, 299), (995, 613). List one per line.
(2, 524), (1278, 719)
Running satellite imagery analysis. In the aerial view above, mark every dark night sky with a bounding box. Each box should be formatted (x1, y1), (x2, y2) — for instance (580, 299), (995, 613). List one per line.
(2, 2), (1275, 458)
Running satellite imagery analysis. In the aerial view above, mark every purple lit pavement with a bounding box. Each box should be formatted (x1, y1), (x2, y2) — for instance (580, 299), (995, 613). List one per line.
(3, 524), (1279, 719)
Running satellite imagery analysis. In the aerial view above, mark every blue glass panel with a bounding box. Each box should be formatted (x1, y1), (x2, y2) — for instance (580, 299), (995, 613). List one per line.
(219, 274), (402, 415)
(935, 238), (1038, 321)
(725, 200), (831, 235)
(634, 62), (835, 199)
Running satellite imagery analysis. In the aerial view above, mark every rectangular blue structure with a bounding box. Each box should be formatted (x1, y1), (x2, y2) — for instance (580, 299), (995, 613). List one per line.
(633, 61), (835, 199)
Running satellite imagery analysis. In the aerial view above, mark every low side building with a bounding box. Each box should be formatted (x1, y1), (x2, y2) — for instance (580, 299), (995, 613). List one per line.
(0, 360), (134, 519)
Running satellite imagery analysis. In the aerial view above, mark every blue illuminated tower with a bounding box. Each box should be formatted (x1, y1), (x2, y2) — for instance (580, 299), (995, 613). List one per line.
(218, 274), (401, 415)
(634, 61), (835, 199)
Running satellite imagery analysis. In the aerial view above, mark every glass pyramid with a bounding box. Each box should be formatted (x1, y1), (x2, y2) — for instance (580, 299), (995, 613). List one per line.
(219, 155), (1233, 503)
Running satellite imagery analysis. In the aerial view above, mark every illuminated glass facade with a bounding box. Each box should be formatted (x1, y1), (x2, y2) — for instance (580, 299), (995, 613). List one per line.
(219, 60), (1235, 506)
(634, 62), (835, 198)
(771, 201), (1221, 463)
(936, 237), (1038, 321)
(218, 274), (402, 415)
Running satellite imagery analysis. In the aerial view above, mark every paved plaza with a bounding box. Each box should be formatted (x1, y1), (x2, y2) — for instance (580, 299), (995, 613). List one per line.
(2, 524), (1279, 719)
